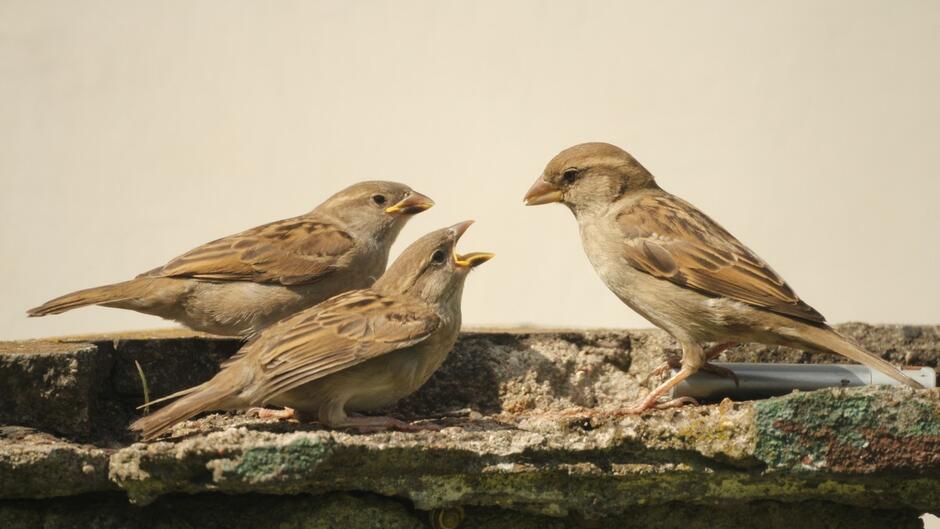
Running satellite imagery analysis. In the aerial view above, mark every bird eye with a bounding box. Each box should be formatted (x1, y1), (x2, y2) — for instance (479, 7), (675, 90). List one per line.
(562, 168), (580, 184)
(431, 249), (447, 264)
(372, 195), (387, 205)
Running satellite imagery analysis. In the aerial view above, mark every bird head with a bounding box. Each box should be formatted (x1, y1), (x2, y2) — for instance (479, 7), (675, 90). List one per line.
(524, 142), (657, 216)
(316, 181), (434, 236)
(374, 221), (493, 305)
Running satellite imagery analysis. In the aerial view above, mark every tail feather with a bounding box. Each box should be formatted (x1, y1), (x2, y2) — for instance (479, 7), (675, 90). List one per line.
(130, 382), (234, 441)
(27, 281), (137, 317)
(136, 385), (200, 410)
(798, 324), (924, 389)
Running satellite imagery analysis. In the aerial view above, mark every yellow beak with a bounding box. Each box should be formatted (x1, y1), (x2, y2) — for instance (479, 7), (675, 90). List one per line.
(385, 191), (435, 214)
(523, 178), (563, 206)
(454, 251), (495, 268)
(448, 220), (494, 268)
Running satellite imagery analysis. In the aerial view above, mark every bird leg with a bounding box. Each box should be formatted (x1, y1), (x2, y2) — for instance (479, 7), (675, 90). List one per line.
(245, 407), (298, 420)
(704, 341), (737, 360)
(622, 366), (699, 414)
(701, 342), (739, 386)
(700, 362), (740, 387)
(644, 342), (739, 387)
(642, 354), (682, 384)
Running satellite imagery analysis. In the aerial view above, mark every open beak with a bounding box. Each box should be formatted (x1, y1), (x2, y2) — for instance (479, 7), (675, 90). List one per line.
(455, 252), (494, 268)
(523, 178), (563, 206)
(449, 220), (495, 269)
(385, 191), (435, 215)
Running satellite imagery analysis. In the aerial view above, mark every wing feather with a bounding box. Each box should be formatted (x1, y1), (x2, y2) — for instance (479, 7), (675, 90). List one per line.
(234, 289), (440, 403)
(617, 194), (825, 323)
(142, 217), (355, 285)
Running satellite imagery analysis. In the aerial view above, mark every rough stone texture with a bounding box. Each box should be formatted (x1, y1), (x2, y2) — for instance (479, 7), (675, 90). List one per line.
(458, 502), (923, 529)
(0, 493), (423, 529)
(0, 427), (115, 499)
(0, 496), (921, 529)
(0, 341), (109, 439)
(0, 324), (937, 528)
(0, 331), (242, 443)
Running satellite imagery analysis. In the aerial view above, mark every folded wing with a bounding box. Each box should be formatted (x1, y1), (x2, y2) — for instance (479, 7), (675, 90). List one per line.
(235, 289), (440, 403)
(617, 194), (825, 323)
(142, 217), (355, 285)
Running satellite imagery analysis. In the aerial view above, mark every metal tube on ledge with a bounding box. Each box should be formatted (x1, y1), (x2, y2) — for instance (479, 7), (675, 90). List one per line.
(668, 363), (937, 402)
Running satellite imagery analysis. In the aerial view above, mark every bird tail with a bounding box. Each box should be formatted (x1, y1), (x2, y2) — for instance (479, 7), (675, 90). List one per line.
(27, 280), (143, 317)
(795, 323), (924, 389)
(130, 380), (235, 441)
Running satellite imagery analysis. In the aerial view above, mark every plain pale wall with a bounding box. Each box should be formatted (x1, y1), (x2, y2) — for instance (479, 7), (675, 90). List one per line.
(2, 0), (940, 343)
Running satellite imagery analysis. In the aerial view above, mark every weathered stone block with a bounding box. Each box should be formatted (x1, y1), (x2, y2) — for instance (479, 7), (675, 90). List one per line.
(0, 341), (110, 439)
(0, 427), (114, 499)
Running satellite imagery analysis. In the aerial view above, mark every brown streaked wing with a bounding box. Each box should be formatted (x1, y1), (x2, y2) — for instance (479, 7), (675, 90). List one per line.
(238, 289), (440, 403)
(616, 194), (825, 323)
(142, 217), (355, 285)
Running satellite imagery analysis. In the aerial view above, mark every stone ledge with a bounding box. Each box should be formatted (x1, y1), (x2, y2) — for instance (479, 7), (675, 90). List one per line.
(2, 387), (937, 515)
(0, 324), (938, 527)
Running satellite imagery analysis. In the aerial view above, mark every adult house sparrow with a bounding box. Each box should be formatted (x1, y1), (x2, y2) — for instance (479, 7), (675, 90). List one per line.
(28, 181), (433, 337)
(130, 221), (493, 440)
(524, 142), (923, 413)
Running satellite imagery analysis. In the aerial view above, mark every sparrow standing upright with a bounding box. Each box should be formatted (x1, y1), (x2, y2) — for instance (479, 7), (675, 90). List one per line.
(130, 221), (493, 440)
(28, 181), (434, 337)
(524, 142), (923, 412)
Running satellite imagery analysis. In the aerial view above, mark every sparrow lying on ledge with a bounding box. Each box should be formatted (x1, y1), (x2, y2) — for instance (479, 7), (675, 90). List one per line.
(524, 142), (923, 413)
(131, 221), (492, 440)
(28, 181), (433, 337)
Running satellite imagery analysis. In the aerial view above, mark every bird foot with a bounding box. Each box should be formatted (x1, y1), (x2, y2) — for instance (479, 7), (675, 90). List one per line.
(613, 395), (701, 415)
(610, 390), (664, 415)
(644, 357), (739, 388)
(246, 407), (297, 421)
(653, 396), (700, 409)
(642, 355), (683, 384)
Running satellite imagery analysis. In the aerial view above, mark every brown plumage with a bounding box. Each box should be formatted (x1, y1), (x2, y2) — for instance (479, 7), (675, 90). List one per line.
(524, 142), (923, 413)
(130, 221), (493, 440)
(616, 193), (824, 323)
(143, 218), (356, 285)
(28, 181), (434, 337)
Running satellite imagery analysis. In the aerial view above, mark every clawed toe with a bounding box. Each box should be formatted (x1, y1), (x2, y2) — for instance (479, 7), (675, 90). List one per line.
(654, 396), (699, 409)
(612, 395), (700, 416)
(399, 421), (443, 432)
(246, 407), (297, 421)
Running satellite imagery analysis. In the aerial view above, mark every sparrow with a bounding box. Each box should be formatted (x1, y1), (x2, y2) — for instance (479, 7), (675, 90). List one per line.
(28, 181), (434, 337)
(130, 221), (493, 440)
(524, 142), (923, 413)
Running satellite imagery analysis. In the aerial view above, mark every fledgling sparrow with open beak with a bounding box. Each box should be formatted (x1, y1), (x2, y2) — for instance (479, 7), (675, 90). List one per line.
(524, 142), (923, 413)
(28, 181), (434, 337)
(130, 221), (493, 440)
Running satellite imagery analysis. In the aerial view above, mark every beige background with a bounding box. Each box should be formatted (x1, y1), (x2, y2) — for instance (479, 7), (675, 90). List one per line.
(1, 1), (939, 525)
(2, 0), (939, 339)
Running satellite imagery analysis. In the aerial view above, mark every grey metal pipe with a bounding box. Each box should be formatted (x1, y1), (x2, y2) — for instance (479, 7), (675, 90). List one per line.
(668, 363), (937, 402)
